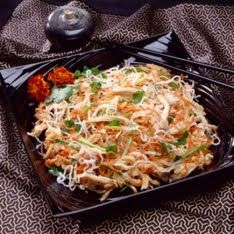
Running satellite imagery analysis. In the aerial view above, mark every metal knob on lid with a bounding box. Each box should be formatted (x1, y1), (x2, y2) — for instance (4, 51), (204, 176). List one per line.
(45, 7), (94, 50)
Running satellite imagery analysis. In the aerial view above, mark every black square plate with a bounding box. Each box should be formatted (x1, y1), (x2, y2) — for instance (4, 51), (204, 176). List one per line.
(0, 31), (233, 217)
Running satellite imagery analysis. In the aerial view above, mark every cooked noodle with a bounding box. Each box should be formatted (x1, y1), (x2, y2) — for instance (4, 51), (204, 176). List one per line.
(29, 63), (219, 201)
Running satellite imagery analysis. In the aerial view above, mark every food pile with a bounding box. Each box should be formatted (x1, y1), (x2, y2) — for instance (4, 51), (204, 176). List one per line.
(28, 63), (219, 201)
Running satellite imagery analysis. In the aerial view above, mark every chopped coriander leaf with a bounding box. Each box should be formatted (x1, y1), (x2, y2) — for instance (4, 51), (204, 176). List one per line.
(74, 70), (81, 79)
(181, 144), (206, 160)
(90, 82), (102, 92)
(90, 67), (100, 75)
(109, 119), (120, 126)
(79, 66), (89, 77)
(48, 167), (63, 176)
(169, 81), (180, 90)
(45, 86), (73, 104)
(106, 144), (118, 153)
(80, 71), (87, 77)
(55, 139), (67, 145)
(133, 90), (145, 104)
(172, 130), (189, 146)
(100, 72), (107, 79)
(61, 87), (73, 102)
(65, 119), (74, 128)
(75, 123), (82, 132)
(160, 142), (170, 154)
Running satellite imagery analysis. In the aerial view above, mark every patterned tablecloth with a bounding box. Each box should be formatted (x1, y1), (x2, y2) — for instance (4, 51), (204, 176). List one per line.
(0, 1), (233, 233)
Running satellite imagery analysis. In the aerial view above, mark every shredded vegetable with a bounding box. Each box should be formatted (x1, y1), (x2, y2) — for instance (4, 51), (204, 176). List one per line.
(28, 63), (219, 201)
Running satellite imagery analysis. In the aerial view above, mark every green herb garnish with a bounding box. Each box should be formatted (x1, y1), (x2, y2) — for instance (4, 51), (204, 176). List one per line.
(80, 72), (87, 77)
(172, 131), (189, 146)
(65, 119), (74, 128)
(136, 66), (146, 73)
(100, 73), (107, 79)
(106, 144), (118, 153)
(45, 86), (73, 104)
(169, 81), (180, 90)
(133, 90), (145, 104)
(81, 66), (101, 76)
(158, 70), (171, 79)
(109, 119), (120, 126)
(160, 142), (170, 154)
(90, 67), (100, 75)
(55, 139), (67, 145)
(180, 144), (206, 160)
(79, 66), (90, 77)
(48, 167), (63, 176)
(90, 82), (102, 92)
(74, 69), (81, 79)
(75, 123), (82, 132)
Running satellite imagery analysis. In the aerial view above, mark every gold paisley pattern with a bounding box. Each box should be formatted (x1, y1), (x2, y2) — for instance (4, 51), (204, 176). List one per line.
(0, 1), (233, 233)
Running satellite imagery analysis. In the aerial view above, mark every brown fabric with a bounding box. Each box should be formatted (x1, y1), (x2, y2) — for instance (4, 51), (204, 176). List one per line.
(0, 1), (233, 233)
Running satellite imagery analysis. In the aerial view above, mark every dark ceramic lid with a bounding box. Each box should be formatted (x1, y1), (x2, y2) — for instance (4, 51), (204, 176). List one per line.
(45, 6), (94, 49)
